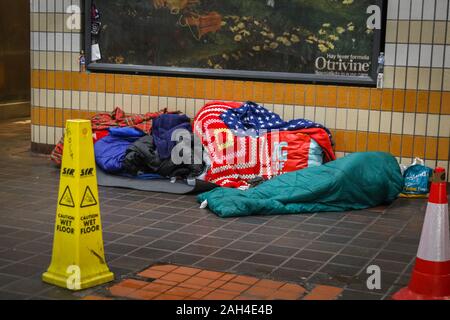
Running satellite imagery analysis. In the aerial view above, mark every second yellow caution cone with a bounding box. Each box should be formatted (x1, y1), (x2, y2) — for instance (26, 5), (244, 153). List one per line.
(43, 120), (114, 290)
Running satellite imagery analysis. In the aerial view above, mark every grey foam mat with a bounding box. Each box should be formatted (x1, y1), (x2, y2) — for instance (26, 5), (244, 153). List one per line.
(96, 167), (218, 194)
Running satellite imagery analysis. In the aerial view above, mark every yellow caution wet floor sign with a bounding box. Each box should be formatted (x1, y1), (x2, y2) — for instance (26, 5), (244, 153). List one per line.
(43, 120), (114, 290)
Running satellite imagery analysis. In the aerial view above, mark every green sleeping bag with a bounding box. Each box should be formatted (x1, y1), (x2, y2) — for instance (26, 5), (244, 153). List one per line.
(198, 152), (404, 218)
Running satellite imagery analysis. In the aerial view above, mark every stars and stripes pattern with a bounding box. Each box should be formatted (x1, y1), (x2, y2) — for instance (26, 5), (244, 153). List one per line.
(220, 101), (333, 141)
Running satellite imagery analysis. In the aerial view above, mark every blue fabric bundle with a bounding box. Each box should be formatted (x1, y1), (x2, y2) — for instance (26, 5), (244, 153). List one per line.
(94, 127), (144, 173)
(152, 114), (192, 160)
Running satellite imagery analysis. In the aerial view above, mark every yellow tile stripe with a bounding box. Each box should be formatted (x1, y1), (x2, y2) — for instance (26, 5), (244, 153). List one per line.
(31, 70), (450, 114)
(31, 107), (449, 161)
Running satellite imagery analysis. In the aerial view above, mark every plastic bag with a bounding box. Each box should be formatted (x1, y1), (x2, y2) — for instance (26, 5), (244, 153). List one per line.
(400, 158), (433, 198)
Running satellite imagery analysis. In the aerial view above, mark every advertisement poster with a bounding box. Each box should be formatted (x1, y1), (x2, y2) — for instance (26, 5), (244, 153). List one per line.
(90, 0), (385, 84)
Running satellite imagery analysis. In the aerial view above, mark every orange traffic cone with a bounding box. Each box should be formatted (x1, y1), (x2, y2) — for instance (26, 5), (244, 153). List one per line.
(392, 167), (450, 300)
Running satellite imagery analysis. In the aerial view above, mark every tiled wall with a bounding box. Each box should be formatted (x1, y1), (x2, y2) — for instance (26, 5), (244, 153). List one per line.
(30, 0), (450, 180)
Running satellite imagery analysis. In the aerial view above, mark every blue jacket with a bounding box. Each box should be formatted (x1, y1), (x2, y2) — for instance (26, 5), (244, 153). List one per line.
(152, 114), (192, 160)
(94, 128), (143, 173)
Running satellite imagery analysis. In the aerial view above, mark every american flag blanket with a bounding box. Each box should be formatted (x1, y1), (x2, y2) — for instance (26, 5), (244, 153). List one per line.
(50, 107), (170, 166)
(194, 101), (336, 188)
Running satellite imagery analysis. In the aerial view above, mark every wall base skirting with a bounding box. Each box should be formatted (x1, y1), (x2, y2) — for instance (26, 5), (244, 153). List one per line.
(31, 142), (55, 154)
(0, 101), (30, 120)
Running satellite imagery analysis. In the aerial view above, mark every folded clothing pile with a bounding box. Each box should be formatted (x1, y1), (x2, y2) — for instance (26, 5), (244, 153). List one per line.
(51, 108), (208, 181)
(50, 107), (167, 165)
(95, 113), (206, 180)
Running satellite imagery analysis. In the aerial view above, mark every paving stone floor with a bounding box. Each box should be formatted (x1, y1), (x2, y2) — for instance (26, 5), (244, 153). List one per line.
(0, 117), (447, 300)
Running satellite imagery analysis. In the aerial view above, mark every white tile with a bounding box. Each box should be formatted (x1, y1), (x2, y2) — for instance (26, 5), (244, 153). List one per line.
(415, 113), (427, 135)
(263, 104), (274, 112)
(55, 32), (63, 51)
(31, 0), (39, 13)
(385, 67), (395, 89)
(38, 32), (47, 51)
(410, 0), (423, 19)
(195, 99), (205, 115)
(55, 128), (63, 142)
(71, 33), (80, 53)
(419, 45), (432, 67)
(391, 112), (404, 134)
(29, 126), (39, 146)
(158, 96), (168, 109)
(283, 105), (294, 121)
(448, 0), (450, 22)
(336, 109), (347, 130)
(357, 110), (369, 131)
(427, 114), (439, 136)
(407, 44), (420, 66)
(55, 90), (63, 108)
(63, 33), (72, 52)
(432, 45), (445, 68)
(105, 93), (114, 112)
(31, 125), (36, 143)
(71, 91), (80, 109)
(176, 98), (186, 113)
(444, 45), (450, 68)
(293, 106), (305, 119)
(31, 32), (36, 51)
(369, 111), (380, 132)
(149, 96), (159, 113)
(396, 44), (408, 66)
(399, 0), (411, 20)
(114, 94), (124, 109)
(380, 112), (392, 133)
(304, 106), (315, 121)
(387, 0), (399, 19)
(39, 51), (47, 69)
(47, 126), (55, 145)
(168, 97), (178, 113)
(30, 88), (35, 106)
(131, 95), (140, 114)
(97, 93), (106, 112)
(63, 90), (71, 109)
(425, 159), (436, 168)
(63, 0), (72, 12)
(325, 108), (336, 129)
(273, 104), (284, 117)
(435, 0), (449, 20)
(33, 88), (41, 106)
(423, 0), (436, 19)
(123, 94), (132, 114)
(32, 51), (40, 69)
(72, 0), (81, 11)
(403, 113), (415, 135)
(185, 99), (195, 117)
(385, 44), (396, 66)
(47, 32), (55, 51)
(439, 115), (450, 137)
(346, 109), (358, 131)
(54, 0), (63, 12)
(88, 92), (98, 111)
(47, 0), (55, 13)
(38, 0), (47, 12)
(140, 96), (150, 113)
(46, 90), (55, 108)
(314, 107), (326, 124)
(79, 91), (88, 110)
(39, 125), (47, 144)
(39, 89), (47, 107)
